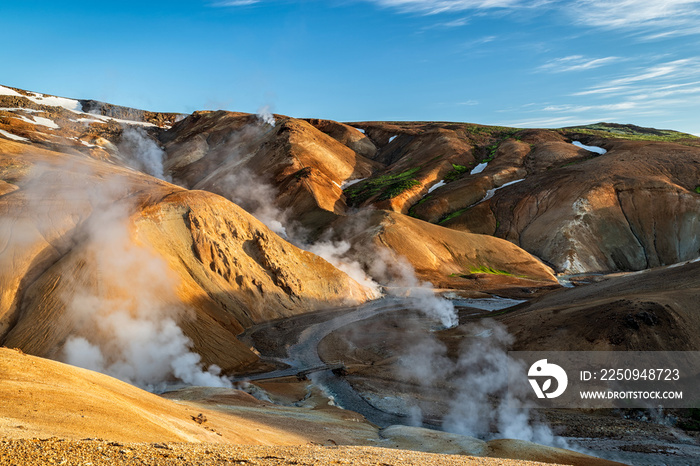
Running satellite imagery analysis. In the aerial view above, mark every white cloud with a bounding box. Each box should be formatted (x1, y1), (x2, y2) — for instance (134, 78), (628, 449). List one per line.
(539, 55), (620, 73)
(505, 115), (599, 128)
(603, 59), (695, 87)
(572, 86), (627, 96)
(212, 0), (261, 6)
(363, 0), (700, 40)
(570, 0), (700, 37)
(542, 102), (640, 113)
(365, 0), (542, 14)
(439, 16), (470, 27)
(576, 58), (700, 96)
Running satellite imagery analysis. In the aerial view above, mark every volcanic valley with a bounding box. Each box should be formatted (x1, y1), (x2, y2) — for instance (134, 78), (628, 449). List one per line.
(1, 84), (700, 465)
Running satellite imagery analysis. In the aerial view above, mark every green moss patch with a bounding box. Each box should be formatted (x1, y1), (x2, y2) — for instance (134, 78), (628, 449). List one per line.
(345, 167), (421, 205)
(469, 265), (514, 276)
(444, 164), (470, 182)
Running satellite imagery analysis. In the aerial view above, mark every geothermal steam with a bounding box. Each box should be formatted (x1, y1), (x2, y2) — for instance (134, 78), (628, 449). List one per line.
(17, 165), (231, 391)
(256, 105), (276, 126)
(221, 168), (289, 238)
(398, 319), (565, 447)
(61, 200), (231, 391)
(117, 127), (169, 181)
(369, 247), (457, 328)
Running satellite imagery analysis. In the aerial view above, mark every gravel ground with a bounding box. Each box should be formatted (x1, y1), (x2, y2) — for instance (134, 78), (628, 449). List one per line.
(0, 439), (554, 466)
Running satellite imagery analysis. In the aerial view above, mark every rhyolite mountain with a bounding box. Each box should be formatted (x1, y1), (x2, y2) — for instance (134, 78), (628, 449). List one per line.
(2, 84), (700, 372)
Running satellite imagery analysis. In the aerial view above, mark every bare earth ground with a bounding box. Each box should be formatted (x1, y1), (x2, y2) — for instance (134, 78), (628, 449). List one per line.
(0, 440), (554, 466)
(312, 304), (700, 465)
(0, 347), (563, 466)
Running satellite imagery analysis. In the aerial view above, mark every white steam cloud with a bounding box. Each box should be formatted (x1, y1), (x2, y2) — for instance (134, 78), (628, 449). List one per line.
(220, 168), (289, 238)
(369, 247), (457, 329)
(256, 105), (276, 126)
(117, 126), (169, 181)
(397, 319), (566, 447)
(307, 239), (383, 298)
(60, 199), (231, 392)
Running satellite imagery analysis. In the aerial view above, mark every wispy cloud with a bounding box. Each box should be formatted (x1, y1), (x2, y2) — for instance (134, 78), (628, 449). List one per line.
(542, 101), (640, 113)
(505, 115), (600, 128)
(570, 0), (700, 38)
(212, 0), (261, 6)
(438, 16), (470, 27)
(579, 58), (700, 94)
(539, 55), (621, 73)
(419, 15), (471, 30)
(464, 35), (497, 46)
(364, 0), (700, 39)
(506, 55), (700, 130)
(364, 0), (544, 15)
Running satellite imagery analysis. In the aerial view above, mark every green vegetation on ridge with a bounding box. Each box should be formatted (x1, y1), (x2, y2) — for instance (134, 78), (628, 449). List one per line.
(444, 164), (470, 182)
(563, 122), (700, 147)
(344, 167), (421, 205)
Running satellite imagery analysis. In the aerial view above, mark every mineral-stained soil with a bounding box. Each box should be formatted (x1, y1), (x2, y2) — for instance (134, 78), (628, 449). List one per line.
(0, 440), (559, 466)
(497, 260), (700, 352)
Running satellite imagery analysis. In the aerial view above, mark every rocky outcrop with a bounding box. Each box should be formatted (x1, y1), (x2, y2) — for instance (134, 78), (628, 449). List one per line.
(305, 119), (377, 159)
(342, 123), (480, 214)
(79, 99), (182, 127)
(446, 139), (700, 273)
(160, 111), (380, 231)
(500, 260), (700, 351)
(330, 210), (558, 289)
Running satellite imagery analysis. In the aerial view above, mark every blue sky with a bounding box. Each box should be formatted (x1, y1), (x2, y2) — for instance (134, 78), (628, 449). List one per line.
(2, 0), (700, 134)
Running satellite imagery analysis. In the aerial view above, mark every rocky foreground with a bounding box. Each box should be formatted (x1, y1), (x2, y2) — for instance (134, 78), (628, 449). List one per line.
(0, 440), (558, 466)
(0, 347), (621, 466)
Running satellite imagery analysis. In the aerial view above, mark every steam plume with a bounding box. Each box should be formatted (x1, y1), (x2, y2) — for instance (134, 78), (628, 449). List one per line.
(256, 105), (276, 126)
(220, 168), (289, 238)
(397, 319), (566, 447)
(117, 126), (169, 181)
(60, 199), (231, 391)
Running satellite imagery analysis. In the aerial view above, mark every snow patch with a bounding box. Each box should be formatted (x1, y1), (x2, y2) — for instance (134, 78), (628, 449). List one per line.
(0, 129), (28, 141)
(0, 107), (40, 113)
(428, 180), (446, 193)
(24, 92), (82, 113)
(668, 257), (700, 268)
(389, 135), (397, 143)
(556, 276), (575, 288)
(10, 114), (59, 129)
(82, 113), (157, 127)
(354, 127), (365, 134)
(341, 177), (366, 189)
(470, 162), (488, 175)
(557, 198), (595, 274)
(572, 141), (607, 155)
(1, 87), (154, 127)
(0, 86), (21, 97)
(31, 115), (60, 129)
(478, 179), (524, 205)
(75, 138), (97, 147)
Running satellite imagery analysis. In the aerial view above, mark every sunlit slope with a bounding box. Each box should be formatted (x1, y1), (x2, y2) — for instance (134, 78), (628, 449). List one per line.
(0, 138), (372, 374)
